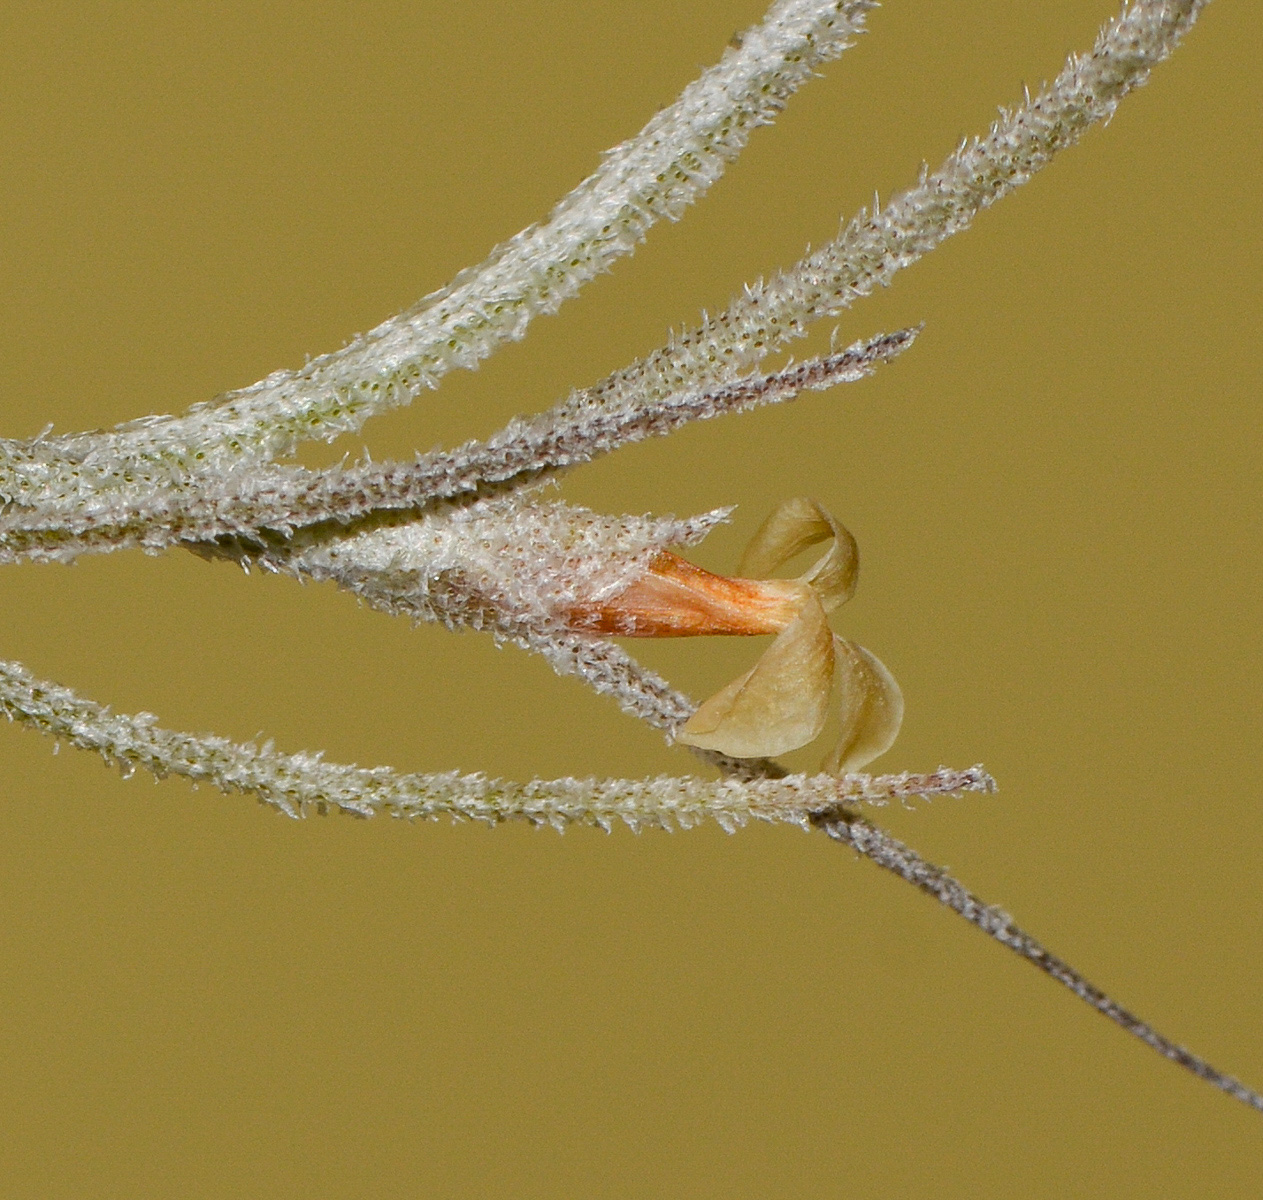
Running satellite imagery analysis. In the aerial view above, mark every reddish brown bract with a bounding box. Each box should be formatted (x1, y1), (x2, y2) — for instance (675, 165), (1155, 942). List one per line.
(564, 551), (803, 638)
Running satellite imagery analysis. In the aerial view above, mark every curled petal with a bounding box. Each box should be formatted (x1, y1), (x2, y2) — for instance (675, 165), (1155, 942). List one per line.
(821, 637), (904, 775)
(677, 596), (834, 758)
(736, 495), (858, 612)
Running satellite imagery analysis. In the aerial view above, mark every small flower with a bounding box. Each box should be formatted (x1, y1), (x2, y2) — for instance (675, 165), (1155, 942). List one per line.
(568, 497), (903, 770)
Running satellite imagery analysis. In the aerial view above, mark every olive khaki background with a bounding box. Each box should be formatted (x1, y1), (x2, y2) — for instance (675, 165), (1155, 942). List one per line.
(0, 2), (1259, 1195)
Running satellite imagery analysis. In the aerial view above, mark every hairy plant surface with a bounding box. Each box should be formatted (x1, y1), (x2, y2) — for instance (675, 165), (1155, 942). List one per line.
(2, 0), (1257, 1120)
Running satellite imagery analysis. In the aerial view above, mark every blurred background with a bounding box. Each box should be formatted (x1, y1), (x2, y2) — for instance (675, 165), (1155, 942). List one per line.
(0, 1), (1259, 1195)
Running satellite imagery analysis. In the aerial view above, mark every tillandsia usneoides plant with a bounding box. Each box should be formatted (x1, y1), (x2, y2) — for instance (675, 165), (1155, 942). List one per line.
(0, 0), (1257, 1112)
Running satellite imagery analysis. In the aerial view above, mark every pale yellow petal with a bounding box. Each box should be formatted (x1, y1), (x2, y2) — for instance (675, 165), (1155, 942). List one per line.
(677, 597), (834, 758)
(736, 496), (858, 612)
(820, 637), (904, 774)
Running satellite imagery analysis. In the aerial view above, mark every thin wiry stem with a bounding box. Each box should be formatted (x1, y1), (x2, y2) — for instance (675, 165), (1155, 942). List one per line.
(0, 329), (916, 565)
(813, 812), (1263, 1115)
(0, 0), (876, 509)
(0, 655), (990, 831)
(559, 632), (1260, 1115)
